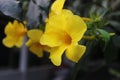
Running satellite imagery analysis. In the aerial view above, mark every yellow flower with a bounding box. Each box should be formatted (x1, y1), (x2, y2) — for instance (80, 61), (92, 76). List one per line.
(40, 0), (87, 66)
(2, 20), (27, 48)
(26, 29), (50, 57)
(26, 29), (44, 57)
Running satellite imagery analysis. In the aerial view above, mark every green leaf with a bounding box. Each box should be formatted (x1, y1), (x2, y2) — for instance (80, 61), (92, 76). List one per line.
(96, 29), (110, 43)
(90, 12), (96, 20)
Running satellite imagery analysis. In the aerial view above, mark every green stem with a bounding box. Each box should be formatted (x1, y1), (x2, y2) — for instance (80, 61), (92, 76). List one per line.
(83, 33), (115, 40)
(83, 35), (95, 40)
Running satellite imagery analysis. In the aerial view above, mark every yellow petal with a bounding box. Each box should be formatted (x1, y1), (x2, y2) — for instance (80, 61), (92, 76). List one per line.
(14, 21), (27, 36)
(51, 0), (65, 14)
(61, 9), (73, 18)
(15, 37), (24, 47)
(26, 39), (33, 47)
(43, 45), (51, 52)
(4, 22), (15, 36)
(27, 29), (43, 41)
(2, 37), (17, 48)
(13, 20), (19, 27)
(29, 43), (43, 57)
(13, 20), (26, 31)
(18, 22), (26, 31)
(40, 31), (63, 47)
(13, 20), (21, 33)
(49, 46), (66, 66)
(45, 14), (66, 32)
(66, 15), (87, 42)
(65, 45), (86, 63)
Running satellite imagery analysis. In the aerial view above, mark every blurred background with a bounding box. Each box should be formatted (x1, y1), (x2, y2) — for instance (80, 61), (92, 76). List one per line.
(0, 0), (120, 80)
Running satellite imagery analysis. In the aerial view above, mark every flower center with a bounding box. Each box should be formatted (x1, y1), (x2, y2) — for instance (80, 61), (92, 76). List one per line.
(62, 32), (72, 45)
(18, 28), (27, 36)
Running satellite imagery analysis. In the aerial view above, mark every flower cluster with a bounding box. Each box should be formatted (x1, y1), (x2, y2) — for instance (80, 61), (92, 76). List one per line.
(2, 0), (87, 66)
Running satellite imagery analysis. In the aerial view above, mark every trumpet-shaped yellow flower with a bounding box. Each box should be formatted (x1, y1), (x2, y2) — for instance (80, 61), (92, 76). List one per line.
(2, 20), (27, 48)
(40, 0), (87, 66)
(26, 29), (45, 57)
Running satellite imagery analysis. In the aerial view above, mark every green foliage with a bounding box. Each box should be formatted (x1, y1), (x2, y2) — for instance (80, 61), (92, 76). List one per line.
(96, 29), (110, 46)
(68, 0), (120, 80)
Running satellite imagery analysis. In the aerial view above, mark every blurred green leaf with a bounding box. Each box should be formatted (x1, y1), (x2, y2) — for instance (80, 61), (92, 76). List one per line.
(109, 68), (120, 78)
(96, 29), (110, 44)
(90, 12), (97, 20)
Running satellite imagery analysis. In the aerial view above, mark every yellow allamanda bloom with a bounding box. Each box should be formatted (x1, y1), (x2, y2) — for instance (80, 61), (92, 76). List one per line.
(40, 0), (87, 66)
(26, 29), (45, 57)
(2, 20), (27, 48)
